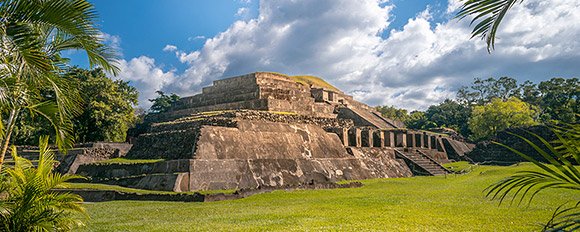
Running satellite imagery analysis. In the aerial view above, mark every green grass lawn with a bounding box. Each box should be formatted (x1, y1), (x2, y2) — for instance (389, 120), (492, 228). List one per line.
(78, 163), (577, 231)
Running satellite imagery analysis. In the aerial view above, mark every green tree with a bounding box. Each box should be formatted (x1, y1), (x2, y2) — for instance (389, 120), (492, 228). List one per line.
(468, 97), (538, 141)
(149, 91), (180, 113)
(69, 67), (138, 142)
(424, 99), (472, 136)
(0, 0), (118, 171)
(0, 136), (87, 231)
(535, 78), (580, 124)
(11, 109), (53, 146)
(405, 111), (435, 129)
(375, 105), (408, 122)
(520, 80), (542, 106)
(457, 77), (521, 107)
(456, 0), (525, 52)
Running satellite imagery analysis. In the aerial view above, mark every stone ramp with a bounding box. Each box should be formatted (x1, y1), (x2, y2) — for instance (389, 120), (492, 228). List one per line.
(338, 107), (403, 129)
(394, 149), (451, 176)
(441, 138), (475, 162)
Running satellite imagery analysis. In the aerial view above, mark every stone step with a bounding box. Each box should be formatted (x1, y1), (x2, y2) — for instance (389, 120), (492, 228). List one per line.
(395, 149), (450, 176)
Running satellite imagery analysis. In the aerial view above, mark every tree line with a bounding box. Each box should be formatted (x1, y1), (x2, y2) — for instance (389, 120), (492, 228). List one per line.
(376, 76), (580, 141)
(11, 67), (181, 146)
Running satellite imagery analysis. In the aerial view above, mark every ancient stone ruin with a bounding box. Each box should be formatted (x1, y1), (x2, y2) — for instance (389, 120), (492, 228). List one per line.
(67, 72), (473, 192)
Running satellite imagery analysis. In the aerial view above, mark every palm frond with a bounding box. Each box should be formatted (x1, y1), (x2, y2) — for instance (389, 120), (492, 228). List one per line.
(486, 125), (580, 231)
(456, 0), (525, 52)
(24, 100), (75, 153)
(543, 201), (580, 231)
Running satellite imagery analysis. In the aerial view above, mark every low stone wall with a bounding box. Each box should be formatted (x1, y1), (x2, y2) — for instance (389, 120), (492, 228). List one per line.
(151, 110), (354, 133)
(52, 181), (363, 202)
(95, 173), (190, 192)
(126, 129), (200, 159)
(466, 125), (562, 165)
(76, 159), (191, 178)
(73, 142), (133, 157)
(52, 148), (120, 175)
(56, 151), (111, 175)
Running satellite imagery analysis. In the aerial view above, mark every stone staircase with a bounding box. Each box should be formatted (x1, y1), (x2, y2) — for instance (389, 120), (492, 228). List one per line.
(394, 149), (452, 176)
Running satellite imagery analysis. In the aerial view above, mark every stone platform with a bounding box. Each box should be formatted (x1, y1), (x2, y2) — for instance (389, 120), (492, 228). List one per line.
(78, 111), (413, 191)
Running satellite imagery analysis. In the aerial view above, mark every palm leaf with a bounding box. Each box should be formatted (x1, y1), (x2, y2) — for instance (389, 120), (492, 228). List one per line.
(0, 136), (87, 231)
(486, 126), (580, 231)
(456, 0), (525, 52)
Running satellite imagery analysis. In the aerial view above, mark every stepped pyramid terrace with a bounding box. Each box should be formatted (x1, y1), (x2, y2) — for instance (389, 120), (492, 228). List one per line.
(51, 72), (474, 192)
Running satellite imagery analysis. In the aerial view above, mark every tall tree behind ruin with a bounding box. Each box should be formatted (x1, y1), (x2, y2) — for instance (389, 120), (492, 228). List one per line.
(0, 0), (119, 171)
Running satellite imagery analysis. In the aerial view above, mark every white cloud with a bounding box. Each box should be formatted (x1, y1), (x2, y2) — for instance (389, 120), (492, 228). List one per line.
(235, 7), (251, 20)
(187, 35), (206, 41)
(114, 56), (177, 109)
(117, 0), (580, 111)
(99, 33), (122, 56)
(163, 44), (177, 52)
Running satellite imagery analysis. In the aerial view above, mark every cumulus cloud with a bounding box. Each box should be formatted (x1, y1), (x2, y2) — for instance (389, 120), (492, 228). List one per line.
(118, 0), (580, 110)
(163, 44), (177, 52)
(114, 56), (177, 109)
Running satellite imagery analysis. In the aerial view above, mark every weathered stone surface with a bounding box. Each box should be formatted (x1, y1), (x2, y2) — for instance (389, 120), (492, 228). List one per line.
(56, 153), (109, 175)
(79, 119), (416, 191)
(96, 173), (189, 192)
(76, 159), (191, 178)
(53, 147), (122, 174)
(347, 147), (413, 178)
(442, 138), (476, 161)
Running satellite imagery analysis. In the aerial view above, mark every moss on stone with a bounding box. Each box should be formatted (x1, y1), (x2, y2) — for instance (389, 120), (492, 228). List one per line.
(289, 75), (340, 91)
(255, 71), (340, 91)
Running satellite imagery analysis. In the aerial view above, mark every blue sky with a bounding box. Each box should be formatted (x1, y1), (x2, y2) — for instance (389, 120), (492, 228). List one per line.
(75, 0), (580, 110)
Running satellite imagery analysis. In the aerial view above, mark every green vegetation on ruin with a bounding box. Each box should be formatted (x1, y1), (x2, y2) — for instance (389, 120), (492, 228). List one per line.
(77, 163), (575, 231)
(289, 75), (340, 91)
(256, 71), (340, 91)
(266, 111), (299, 115)
(89, 158), (165, 165)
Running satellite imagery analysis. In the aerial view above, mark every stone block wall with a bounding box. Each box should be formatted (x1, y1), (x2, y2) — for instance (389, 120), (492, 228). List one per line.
(152, 72), (339, 120)
(76, 159), (191, 179)
(146, 72), (402, 126)
(128, 111), (355, 160)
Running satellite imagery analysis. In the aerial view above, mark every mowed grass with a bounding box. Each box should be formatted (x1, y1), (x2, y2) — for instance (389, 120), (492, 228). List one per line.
(79, 163), (577, 231)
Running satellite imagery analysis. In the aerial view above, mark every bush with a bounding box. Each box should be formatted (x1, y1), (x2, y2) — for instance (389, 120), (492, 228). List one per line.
(0, 137), (87, 231)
